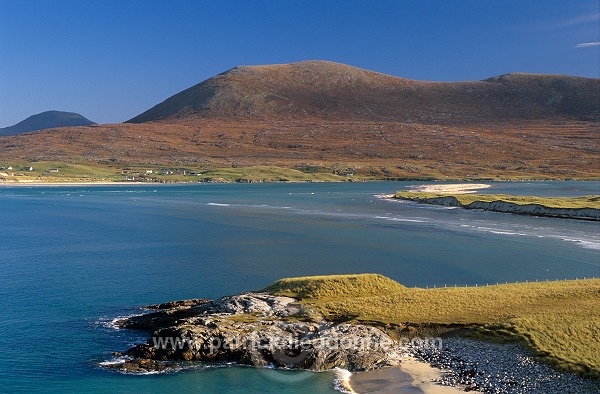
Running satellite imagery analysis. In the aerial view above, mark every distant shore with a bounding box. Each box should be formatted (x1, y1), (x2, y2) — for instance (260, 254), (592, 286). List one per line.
(407, 183), (492, 194)
(0, 181), (155, 187)
(1, 178), (599, 187)
(392, 187), (600, 221)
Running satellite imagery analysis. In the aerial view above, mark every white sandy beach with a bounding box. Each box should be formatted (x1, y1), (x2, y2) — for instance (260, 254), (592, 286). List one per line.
(408, 183), (491, 194)
(349, 356), (477, 394)
(0, 181), (154, 186)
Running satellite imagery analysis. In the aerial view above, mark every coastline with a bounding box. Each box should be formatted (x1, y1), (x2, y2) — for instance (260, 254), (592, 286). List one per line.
(2, 178), (599, 187)
(349, 356), (475, 394)
(1, 179), (599, 188)
(407, 183), (492, 194)
(0, 181), (493, 188)
(0, 181), (156, 187)
(392, 189), (600, 221)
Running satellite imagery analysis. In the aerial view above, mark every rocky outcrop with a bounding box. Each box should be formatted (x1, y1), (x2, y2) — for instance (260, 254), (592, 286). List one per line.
(105, 293), (404, 373)
(397, 196), (600, 221)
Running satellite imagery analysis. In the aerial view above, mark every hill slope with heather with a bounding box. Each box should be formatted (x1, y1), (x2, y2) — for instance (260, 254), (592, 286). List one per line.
(1, 61), (598, 182)
(128, 60), (600, 123)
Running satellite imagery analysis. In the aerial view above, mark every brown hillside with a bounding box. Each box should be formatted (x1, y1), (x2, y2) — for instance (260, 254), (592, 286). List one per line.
(128, 61), (600, 123)
(1, 118), (597, 179)
(1, 61), (598, 180)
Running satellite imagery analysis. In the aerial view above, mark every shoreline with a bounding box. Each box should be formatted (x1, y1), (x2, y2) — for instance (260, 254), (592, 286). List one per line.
(1, 179), (599, 187)
(349, 356), (475, 394)
(0, 181), (494, 188)
(0, 181), (157, 187)
(393, 190), (600, 221)
(407, 183), (492, 194)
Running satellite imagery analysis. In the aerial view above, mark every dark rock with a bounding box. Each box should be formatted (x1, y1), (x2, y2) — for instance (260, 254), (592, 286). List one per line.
(104, 358), (181, 374)
(107, 293), (403, 373)
(147, 299), (210, 310)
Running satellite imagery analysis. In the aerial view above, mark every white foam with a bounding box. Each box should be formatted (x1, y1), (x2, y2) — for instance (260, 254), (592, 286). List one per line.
(98, 314), (144, 331)
(387, 217), (428, 223)
(206, 202), (231, 207)
(486, 230), (529, 236)
(99, 355), (132, 367)
(99, 356), (183, 375)
(564, 238), (600, 250)
(476, 227), (529, 236)
(333, 368), (357, 394)
(374, 216), (428, 223)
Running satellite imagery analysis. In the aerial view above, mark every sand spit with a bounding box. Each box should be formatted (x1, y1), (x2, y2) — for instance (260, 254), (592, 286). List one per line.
(408, 184), (492, 194)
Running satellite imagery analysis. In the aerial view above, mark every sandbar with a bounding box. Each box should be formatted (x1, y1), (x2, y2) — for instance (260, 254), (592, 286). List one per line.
(408, 183), (491, 194)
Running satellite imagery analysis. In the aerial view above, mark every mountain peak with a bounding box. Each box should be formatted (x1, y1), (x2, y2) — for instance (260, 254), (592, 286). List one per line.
(127, 61), (600, 124)
(0, 111), (96, 136)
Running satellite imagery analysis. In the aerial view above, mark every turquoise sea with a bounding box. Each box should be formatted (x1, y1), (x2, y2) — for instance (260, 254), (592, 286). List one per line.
(1, 181), (598, 393)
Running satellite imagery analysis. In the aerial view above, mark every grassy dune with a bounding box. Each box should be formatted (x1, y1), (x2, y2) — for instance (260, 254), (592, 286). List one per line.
(263, 273), (407, 299)
(265, 274), (600, 378)
(395, 191), (600, 209)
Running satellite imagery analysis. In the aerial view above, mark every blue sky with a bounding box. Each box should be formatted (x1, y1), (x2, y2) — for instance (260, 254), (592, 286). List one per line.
(1, 0), (598, 125)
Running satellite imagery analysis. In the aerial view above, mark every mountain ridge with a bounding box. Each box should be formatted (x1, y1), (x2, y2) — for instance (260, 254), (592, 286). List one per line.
(1, 61), (598, 181)
(0, 110), (96, 136)
(128, 61), (600, 124)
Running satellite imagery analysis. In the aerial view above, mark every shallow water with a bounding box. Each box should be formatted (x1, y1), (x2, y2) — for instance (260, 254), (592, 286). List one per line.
(0, 181), (598, 393)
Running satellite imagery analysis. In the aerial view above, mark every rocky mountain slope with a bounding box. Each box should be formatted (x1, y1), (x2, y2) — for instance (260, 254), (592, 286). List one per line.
(128, 61), (600, 124)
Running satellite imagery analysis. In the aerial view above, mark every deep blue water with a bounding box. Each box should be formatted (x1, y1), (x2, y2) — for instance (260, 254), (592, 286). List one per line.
(0, 181), (598, 393)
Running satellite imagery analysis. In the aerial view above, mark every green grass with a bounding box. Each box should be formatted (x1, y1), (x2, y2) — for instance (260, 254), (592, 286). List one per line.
(3, 160), (598, 184)
(0, 161), (123, 182)
(395, 191), (600, 209)
(265, 274), (600, 378)
(0, 162), (349, 183)
(263, 274), (407, 299)
(197, 166), (345, 182)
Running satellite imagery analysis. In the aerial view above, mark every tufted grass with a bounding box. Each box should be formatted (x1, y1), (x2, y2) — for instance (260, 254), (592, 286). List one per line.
(263, 274), (406, 300)
(395, 191), (600, 209)
(265, 274), (600, 378)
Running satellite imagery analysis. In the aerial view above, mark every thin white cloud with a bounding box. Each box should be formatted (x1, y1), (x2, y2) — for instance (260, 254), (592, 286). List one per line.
(576, 42), (600, 48)
(559, 13), (600, 29)
(517, 12), (600, 32)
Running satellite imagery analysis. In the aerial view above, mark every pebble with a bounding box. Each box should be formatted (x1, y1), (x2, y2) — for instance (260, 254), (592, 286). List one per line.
(409, 337), (599, 393)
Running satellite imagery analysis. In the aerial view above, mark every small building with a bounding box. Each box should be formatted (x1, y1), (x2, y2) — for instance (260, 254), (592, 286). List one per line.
(22, 166), (33, 171)
(145, 170), (153, 175)
(125, 176), (136, 181)
(7, 166), (13, 170)
(48, 168), (59, 173)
